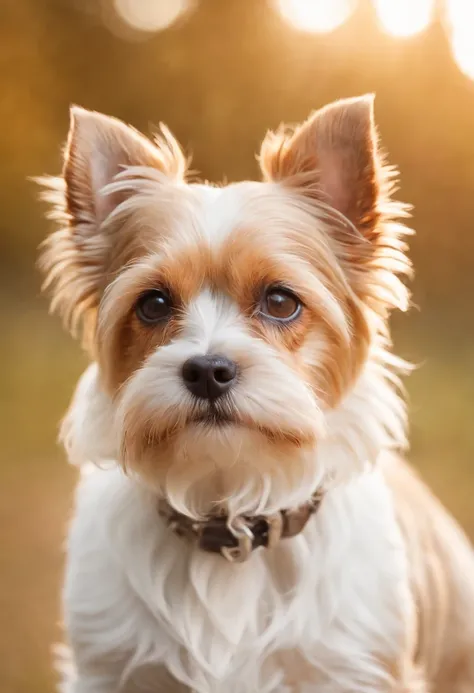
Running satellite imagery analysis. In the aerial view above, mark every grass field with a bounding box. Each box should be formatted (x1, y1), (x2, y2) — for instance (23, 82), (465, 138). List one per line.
(1, 295), (472, 693)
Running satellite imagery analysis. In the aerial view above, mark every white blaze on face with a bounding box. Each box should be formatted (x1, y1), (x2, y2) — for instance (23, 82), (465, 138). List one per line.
(180, 287), (244, 350)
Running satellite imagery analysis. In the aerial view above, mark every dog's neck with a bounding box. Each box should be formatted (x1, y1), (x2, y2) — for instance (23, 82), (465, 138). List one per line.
(157, 489), (325, 563)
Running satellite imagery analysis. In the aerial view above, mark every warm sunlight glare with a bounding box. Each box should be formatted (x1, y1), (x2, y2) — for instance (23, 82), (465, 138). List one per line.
(275, 0), (355, 34)
(446, 0), (474, 80)
(373, 0), (434, 38)
(451, 31), (474, 80)
(114, 0), (190, 32)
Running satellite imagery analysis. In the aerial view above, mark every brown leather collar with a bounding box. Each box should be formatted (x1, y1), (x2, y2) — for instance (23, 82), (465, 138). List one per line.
(158, 491), (323, 563)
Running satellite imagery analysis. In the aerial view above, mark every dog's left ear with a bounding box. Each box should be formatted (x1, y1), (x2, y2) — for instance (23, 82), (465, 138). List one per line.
(259, 95), (380, 235)
(259, 95), (411, 311)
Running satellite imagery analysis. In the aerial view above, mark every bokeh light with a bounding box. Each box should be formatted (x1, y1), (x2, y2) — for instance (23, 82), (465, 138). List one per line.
(274, 0), (356, 34)
(373, 0), (434, 38)
(446, 0), (474, 28)
(114, 0), (190, 33)
(450, 31), (474, 81)
(446, 0), (474, 81)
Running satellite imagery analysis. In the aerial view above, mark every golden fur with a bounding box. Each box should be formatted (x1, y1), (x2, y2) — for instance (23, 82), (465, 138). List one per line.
(37, 96), (474, 692)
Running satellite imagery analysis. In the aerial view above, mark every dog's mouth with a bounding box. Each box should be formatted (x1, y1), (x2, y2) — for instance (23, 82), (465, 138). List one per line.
(187, 404), (308, 447)
(190, 405), (235, 427)
(137, 415), (310, 453)
(137, 401), (313, 449)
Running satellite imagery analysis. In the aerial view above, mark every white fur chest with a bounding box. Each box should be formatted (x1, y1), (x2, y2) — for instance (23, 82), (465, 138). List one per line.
(63, 465), (411, 693)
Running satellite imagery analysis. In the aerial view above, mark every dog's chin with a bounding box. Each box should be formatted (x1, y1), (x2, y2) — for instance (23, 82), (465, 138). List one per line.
(118, 395), (320, 506)
(121, 410), (314, 471)
(118, 403), (322, 517)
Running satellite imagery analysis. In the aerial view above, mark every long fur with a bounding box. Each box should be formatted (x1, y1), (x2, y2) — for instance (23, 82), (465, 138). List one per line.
(37, 98), (474, 693)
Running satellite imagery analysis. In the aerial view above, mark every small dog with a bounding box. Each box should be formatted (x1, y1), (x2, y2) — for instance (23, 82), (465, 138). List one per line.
(38, 95), (474, 693)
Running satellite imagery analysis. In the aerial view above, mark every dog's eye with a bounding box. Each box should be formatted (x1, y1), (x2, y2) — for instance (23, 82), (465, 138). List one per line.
(261, 287), (301, 322)
(135, 290), (172, 324)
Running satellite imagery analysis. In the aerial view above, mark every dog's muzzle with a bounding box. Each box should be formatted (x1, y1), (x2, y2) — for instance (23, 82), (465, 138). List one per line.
(158, 491), (324, 563)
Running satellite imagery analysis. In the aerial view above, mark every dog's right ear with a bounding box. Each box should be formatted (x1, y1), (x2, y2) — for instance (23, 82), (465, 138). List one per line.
(37, 107), (186, 349)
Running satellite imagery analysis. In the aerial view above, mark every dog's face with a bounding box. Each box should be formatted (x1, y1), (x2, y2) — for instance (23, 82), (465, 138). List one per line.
(39, 96), (410, 516)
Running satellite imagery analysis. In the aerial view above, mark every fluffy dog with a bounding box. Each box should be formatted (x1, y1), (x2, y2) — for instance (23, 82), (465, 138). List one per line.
(38, 95), (474, 693)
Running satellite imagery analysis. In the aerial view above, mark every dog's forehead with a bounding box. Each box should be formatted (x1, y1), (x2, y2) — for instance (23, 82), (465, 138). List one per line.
(137, 179), (326, 306)
(189, 180), (269, 245)
(153, 180), (311, 298)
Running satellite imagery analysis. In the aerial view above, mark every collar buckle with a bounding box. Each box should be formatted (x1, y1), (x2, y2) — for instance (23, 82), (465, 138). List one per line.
(220, 517), (254, 563)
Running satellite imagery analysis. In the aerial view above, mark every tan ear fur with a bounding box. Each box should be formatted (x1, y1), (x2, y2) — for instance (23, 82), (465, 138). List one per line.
(64, 107), (185, 226)
(259, 95), (412, 317)
(259, 95), (381, 233)
(37, 107), (186, 350)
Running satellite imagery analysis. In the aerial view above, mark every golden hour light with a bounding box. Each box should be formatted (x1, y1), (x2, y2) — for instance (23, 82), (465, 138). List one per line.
(450, 31), (474, 81)
(373, 0), (434, 38)
(113, 0), (190, 33)
(446, 0), (474, 27)
(446, 0), (474, 81)
(274, 0), (355, 34)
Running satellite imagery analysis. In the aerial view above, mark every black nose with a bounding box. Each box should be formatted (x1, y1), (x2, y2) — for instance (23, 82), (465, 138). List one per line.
(181, 355), (237, 400)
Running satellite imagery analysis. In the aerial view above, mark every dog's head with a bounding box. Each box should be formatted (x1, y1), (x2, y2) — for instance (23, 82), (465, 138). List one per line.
(38, 96), (410, 517)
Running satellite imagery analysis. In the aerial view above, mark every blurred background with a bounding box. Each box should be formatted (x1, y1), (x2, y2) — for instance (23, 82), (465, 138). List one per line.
(0, 0), (473, 690)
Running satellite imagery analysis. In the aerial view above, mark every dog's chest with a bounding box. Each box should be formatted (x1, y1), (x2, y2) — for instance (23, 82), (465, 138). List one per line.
(66, 467), (412, 693)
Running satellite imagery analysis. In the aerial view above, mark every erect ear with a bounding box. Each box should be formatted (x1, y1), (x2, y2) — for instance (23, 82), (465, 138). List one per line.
(64, 106), (185, 228)
(37, 107), (186, 348)
(259, 94), (381, 236)
(259, 95), (411, 313)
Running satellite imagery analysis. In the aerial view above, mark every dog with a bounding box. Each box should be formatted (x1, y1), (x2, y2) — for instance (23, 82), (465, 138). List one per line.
(37, 95), (474, 693)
